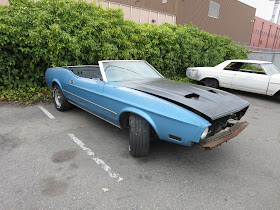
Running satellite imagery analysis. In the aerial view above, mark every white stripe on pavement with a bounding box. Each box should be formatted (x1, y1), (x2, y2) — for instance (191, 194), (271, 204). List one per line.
(68, 133), (123, 183)
(38, 106), (55, 119)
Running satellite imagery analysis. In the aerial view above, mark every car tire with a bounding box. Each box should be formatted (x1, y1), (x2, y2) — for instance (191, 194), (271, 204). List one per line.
(204, 78), (219, 89)
(53, 84), (72, 111)
(129, 113), (150, 157)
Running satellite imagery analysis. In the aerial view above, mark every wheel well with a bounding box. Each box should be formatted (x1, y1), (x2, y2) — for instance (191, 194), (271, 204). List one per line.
(202, 77), (219, 84)
(52, 81), (58, 89)
(119, 112), (130, 129)
(274, 90), (280, 97)
(119, 112), (159, 138)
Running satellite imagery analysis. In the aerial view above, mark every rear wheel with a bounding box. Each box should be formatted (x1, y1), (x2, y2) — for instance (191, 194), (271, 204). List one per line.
(53, 84), (72, 111)
(204, 78), (219, 89)
(129, 113), (150, 157)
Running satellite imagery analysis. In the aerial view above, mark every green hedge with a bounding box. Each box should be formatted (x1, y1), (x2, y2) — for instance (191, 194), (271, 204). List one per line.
(0, 0), (248, 103)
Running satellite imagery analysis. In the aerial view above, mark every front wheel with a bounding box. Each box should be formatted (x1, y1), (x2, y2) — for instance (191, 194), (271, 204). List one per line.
(204, 78), (219, 89)
(53, 84), (72, 111)
(129, 113), (150, 157)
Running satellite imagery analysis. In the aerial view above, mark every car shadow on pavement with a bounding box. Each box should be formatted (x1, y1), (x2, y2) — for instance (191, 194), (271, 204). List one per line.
(70, 106), (240, 172)
(136, 140), (232, 168)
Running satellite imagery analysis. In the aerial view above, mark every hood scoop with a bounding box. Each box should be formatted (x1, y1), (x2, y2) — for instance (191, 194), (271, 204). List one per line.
(184, 93), (200, 99)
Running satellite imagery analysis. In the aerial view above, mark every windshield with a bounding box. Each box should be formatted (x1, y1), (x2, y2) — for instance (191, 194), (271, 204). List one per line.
(102, 61), (163, 82)
(262, 63), (280, 75)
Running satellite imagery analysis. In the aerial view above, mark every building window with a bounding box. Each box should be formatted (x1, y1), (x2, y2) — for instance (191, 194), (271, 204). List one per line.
(162, 0), (167, 3)
(208, 1), (220, 19)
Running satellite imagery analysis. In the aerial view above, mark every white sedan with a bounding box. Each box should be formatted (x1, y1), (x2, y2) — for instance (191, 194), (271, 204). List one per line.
(186, 60), (280, 99)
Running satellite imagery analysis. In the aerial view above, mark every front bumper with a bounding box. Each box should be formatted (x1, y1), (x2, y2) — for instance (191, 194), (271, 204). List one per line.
(202, 121), (249, 150)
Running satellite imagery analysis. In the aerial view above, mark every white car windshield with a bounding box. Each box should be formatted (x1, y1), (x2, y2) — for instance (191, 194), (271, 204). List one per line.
(102, 61), (163, 82)
(262, 63), (280, 75)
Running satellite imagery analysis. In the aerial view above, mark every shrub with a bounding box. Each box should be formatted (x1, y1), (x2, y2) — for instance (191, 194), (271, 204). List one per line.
(0, 0), (248, 103)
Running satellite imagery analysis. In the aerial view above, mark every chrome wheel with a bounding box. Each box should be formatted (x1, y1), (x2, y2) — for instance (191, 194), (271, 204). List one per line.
(54, 88), (62, 108)
(52, 84), (72, 111)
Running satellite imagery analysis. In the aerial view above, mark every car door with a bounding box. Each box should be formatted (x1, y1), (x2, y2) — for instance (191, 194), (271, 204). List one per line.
(216, 62), (242, 88)
(65, 75), (108, 117)
(216, 69), (235, 88)
(231, 63), (270, 94)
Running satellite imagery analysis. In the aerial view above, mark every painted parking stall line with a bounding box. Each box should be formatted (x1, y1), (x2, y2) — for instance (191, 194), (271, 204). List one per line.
(68, 134), (123, 183)
(38, 106), (55, 119)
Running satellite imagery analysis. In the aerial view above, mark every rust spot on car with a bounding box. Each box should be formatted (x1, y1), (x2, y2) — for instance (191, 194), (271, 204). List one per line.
(203, 121), (249, 150)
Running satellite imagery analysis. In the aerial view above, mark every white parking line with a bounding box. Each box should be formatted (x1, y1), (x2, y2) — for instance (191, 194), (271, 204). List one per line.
(38, 106), (55, 119)
(68, 134), (123, 183)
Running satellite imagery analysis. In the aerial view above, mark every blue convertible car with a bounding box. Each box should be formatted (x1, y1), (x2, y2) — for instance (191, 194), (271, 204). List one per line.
(45, 60), (249, 157)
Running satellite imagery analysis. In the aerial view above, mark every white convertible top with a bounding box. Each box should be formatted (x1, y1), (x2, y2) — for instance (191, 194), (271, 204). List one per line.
(215, 60), (272, 69)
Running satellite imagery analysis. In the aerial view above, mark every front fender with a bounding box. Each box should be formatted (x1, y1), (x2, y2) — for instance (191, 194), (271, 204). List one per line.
(118, 107), (211, 146)
(119, 107), (158, 135)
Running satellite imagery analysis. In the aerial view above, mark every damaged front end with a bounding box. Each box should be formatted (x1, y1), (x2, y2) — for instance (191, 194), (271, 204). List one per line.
(201, 121), (249, 150)
(116, 78), (250, 149)
(200, 106), (249, 150)
(207, 106), (248, 136)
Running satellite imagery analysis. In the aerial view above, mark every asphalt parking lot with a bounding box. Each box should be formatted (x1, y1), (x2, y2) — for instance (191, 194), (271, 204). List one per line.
(1, 90), (280, 209)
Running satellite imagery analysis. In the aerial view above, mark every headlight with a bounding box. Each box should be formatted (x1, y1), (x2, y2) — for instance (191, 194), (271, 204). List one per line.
(201, 127), (209, 140)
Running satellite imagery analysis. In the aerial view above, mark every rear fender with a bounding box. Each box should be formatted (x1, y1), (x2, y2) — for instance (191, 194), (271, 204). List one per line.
(51, 79), (62, 90)
(51, 80), (69, 100)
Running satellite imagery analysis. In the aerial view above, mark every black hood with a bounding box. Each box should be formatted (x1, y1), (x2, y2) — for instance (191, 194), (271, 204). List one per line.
(116, 78), (249, 121)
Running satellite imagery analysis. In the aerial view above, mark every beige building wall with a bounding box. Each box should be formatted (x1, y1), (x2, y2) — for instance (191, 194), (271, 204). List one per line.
(99, 1), (176, 25)
(121, 5), (131, 20)
(0, 0), (9, 6)
(140, 10), (150, 24)
(110, 2), (120, 8)
(99, 1), (108, 8)
(131, 7), (141, 23)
